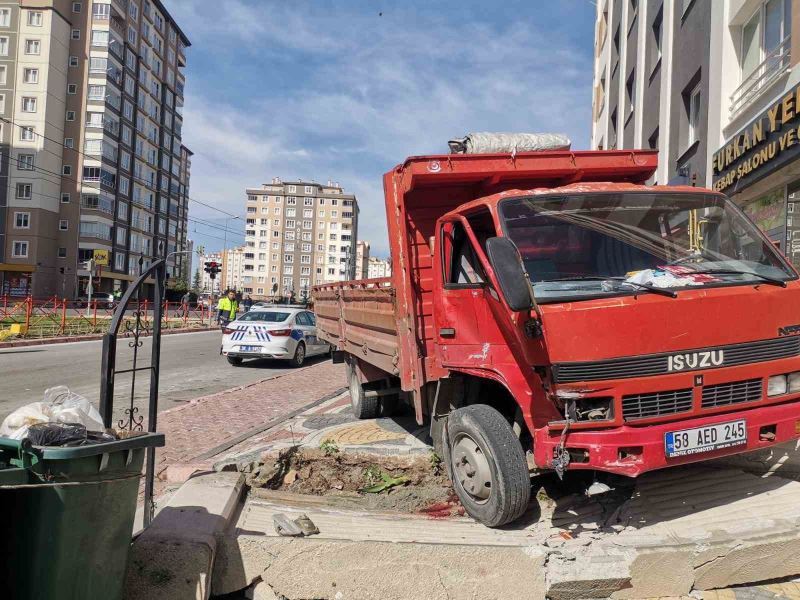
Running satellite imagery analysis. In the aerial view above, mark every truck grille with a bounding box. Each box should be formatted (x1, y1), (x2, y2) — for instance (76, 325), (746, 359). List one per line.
(553, 336), (800, 383)
(622, 388), (693, 421)
(701, 378), (762, 408)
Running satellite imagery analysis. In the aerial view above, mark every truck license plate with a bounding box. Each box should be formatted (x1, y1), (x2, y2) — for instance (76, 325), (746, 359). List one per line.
(665, 420), (747, 458)
(239, 345), (260, 353)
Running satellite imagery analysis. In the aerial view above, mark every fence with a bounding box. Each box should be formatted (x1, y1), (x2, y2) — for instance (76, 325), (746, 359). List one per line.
(0, 295), (214, 338)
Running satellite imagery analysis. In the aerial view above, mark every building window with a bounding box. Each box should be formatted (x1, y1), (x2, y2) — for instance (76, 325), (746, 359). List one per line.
(0, 36), (8, 56)
(66, 111), (76, 121)
(72, 2), (81, 12)
(12, 241), (28, 258)
(63, 165), (72, 176)
(21, 97), (36, 113)
(16, 183), (32, 199)
(625, 70), (636, 116)
(650, 7), (663, 73)
(0, 65), (6, 85)
(59, 220), (68, 231)
(64, 138), (74, 148)
(20, 127), (35, 141)
(25, 39), (41, 55)
(58, 247), (67, 258)
(69, 55), (79, 67)
(23, 68), (38, 84)
(686, 82), (701, 147)
(0, 9), (9, 27)
(61, 193), (70, 203)
(27, 11), (43, 27)
(67, 84), (77, 95)
(71, 29), (80, 40)
(14, 212), (30, 229)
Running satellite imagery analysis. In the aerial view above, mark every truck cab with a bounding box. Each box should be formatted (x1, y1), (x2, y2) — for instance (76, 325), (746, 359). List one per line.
(314, 149), (800, 527)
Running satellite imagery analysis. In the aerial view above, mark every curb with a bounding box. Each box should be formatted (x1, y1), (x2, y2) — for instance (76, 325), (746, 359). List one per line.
(0, 326), (216, 349)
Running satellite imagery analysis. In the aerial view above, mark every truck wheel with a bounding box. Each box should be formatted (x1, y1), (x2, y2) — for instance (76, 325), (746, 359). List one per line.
(227, 356), (243, 366)
(348, 362), (379, 419)
(447, 405), (530, 527)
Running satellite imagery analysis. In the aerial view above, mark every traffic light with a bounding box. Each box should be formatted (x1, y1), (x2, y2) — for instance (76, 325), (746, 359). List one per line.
(204, 261), (221, 280)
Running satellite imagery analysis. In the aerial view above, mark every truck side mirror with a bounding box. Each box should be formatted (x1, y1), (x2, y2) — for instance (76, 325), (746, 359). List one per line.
(485, 237), (534, 312)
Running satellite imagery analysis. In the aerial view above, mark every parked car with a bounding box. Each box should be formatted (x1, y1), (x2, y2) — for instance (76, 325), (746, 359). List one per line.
(221, 307), (330, 367)
(75, 293), (115, 309)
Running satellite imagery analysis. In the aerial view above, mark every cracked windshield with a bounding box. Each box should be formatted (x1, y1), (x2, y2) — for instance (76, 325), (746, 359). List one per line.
(501, 193), (795, 302)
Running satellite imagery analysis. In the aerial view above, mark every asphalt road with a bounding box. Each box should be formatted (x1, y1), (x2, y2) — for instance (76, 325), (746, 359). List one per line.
(0, 331), (304, 428)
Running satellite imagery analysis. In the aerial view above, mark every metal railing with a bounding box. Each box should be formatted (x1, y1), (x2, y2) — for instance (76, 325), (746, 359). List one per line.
(730, 35), (792, 116)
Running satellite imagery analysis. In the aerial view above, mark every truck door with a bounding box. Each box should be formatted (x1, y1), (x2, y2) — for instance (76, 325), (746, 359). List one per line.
(436, 220), (501, 366)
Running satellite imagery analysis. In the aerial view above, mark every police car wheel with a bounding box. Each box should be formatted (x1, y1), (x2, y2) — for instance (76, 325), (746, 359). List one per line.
(291, 342), (305, 368)
(227, 356), (243, 366)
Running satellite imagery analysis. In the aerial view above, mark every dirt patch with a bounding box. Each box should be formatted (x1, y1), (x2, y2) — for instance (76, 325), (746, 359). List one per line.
(244, 447), (459, 515)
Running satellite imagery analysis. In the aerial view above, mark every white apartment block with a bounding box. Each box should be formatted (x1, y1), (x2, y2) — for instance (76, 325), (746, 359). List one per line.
(367, 256), (391, 279)
(355, 239), (369, 279)
(243, 178), (359, 300)
(591, 0), (800, 268)
(221, 245), (245, 291)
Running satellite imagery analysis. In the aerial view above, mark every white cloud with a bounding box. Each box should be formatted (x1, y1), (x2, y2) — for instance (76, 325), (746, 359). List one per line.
(171, 1), (593, 258)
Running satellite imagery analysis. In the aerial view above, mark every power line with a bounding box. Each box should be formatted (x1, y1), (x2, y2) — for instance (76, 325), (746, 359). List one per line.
(0, 115), (243, 220)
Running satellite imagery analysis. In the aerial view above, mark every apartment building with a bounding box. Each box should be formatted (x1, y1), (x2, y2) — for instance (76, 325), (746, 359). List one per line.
(221, 245), (245, 291)
(591, 0), (800, 268)
(243, 178), (359, 300)
(367, 256), (391, 279)
(0, 0), (191, 298)
(354, 239), (369, 279)
(197, 249), (220, 295)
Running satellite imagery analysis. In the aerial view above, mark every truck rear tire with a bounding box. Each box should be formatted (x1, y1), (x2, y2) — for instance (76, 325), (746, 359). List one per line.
(447, 404), (530, 527)
(348, 362), (379, 419)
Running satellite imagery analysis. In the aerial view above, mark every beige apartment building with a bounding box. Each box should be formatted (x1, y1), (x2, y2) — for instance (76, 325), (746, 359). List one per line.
(367, 255), (391, 279)
(243, 178), (359, 301)
(0, 0), (191, 298)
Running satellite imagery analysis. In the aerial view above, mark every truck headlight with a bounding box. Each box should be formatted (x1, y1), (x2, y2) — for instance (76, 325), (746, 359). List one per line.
(768, 375), (788, 397)
(788, 372), (800, 393)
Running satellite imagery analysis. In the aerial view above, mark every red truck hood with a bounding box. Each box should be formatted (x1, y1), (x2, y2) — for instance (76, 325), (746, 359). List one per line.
(538, 283), (800, 363)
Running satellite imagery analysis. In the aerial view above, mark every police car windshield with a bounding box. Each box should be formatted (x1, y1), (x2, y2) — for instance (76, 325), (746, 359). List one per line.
(237, 311), (291, 323)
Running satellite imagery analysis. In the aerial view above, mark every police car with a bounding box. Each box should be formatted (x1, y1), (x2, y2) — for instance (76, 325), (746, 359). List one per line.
(220, 306), (330, 367)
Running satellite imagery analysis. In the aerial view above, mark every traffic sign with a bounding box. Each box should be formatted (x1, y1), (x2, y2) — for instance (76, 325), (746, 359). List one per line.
(93, 249), (109, 266)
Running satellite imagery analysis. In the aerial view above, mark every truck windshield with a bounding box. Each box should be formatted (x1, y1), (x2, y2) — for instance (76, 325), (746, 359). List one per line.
(499, 192), (795, 302)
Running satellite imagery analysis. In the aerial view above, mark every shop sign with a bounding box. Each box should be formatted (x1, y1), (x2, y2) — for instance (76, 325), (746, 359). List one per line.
(713, 83), (800, 193)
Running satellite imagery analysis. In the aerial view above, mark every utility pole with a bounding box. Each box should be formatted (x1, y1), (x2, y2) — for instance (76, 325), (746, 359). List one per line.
(85, 258), (95, 316)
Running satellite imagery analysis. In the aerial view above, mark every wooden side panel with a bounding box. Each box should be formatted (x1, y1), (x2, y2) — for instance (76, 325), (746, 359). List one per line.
(313, 279), (399, 376)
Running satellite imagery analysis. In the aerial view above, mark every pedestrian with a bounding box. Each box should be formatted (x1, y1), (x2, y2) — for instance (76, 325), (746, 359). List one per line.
(216, 289), (239, 329)
(181, 291), (191, 317)
(243, 295), (253, 312)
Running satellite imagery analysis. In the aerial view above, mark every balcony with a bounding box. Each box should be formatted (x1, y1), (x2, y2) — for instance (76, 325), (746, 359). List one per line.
(730, 35), (791, 116)
(80, 222), (113, 241)
(81, 195), (114, 214)
(109, 0), (128, 18)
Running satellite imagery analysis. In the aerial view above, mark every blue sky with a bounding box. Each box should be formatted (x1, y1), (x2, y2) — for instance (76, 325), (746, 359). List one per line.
(167, 0), (597, 259)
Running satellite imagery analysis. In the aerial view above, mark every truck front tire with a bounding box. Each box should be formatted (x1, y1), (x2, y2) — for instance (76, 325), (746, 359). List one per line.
(447, 404), (531, 527)
(348, 362), (379, 419)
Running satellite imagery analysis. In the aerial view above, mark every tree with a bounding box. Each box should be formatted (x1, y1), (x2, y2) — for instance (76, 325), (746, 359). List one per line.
(192, 270), (202, 293)
(172, 277), (189, 293)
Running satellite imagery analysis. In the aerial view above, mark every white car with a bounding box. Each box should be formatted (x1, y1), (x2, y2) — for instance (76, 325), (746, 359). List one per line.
(220, 307), (330, 367)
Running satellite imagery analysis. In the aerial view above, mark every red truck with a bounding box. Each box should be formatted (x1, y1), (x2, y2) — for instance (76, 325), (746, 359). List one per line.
(313, 148), (800, 526)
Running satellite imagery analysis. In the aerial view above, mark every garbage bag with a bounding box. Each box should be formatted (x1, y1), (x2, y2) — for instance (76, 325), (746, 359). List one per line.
(26, 423), (88, 447)
(448, 132), (571, 154)
(0, 402), (51, 438)
(0, 386), (105, 441)
(43, 386), (104, 432)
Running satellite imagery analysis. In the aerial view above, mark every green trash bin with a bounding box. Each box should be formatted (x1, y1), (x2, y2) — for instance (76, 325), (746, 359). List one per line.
(0, 432), (164, 600)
